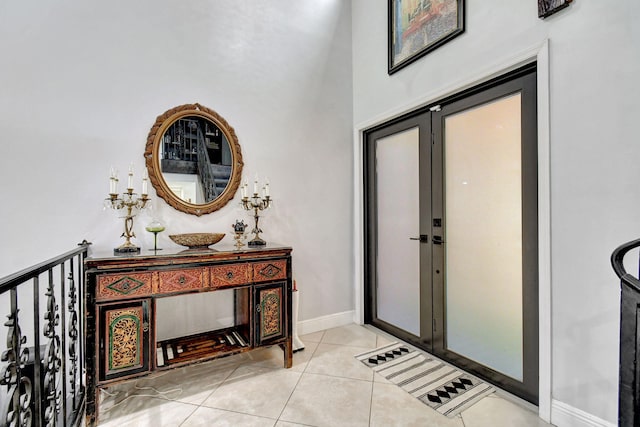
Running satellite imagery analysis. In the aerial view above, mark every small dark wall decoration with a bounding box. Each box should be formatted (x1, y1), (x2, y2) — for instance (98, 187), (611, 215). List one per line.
(538, 0), (573, 18)
(388, 0), (465, 75)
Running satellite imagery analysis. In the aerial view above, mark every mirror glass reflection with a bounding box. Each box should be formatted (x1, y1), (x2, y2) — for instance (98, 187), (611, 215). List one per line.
(160, 116), (232, 204)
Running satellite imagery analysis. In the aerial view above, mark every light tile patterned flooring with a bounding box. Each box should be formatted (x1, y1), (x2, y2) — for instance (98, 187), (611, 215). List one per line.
(98, 324), (554, 426)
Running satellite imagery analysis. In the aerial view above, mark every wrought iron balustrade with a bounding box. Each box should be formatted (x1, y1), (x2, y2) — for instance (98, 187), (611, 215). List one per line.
(196, 127), (218, 201)
(611, 238), (640, 427)
(0, 242), (89, 427)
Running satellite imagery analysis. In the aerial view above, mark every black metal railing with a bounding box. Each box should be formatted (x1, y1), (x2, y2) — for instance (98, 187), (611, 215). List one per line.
(196, 127), (219, 201)
(611, 238), (640, 427)
(0, 241), (89, 427)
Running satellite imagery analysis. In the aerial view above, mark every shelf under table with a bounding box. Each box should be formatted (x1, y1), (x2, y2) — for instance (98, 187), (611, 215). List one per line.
(156, 327), (250, 368)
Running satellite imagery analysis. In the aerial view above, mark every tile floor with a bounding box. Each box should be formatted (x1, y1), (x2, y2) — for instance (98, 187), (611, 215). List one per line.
(98, 324), (554, 427)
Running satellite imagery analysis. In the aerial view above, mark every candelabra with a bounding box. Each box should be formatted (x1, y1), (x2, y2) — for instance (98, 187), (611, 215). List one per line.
(241, 193), (272, 246)
(105, 165), (150, 254)
(106, 189), (150, 254)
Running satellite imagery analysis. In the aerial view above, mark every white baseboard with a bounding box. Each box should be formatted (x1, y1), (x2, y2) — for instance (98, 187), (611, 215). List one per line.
(297, 310), (355, 336)
(551, 400), (616, 427)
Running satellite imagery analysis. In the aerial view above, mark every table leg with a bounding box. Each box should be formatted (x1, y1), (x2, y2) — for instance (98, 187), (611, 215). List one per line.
(283, 336), (293, 368)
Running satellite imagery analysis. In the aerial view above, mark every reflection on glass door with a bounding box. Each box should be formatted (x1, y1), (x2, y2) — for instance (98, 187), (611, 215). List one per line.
(376, 127), (421, 336)
(443, 94), (524, 380)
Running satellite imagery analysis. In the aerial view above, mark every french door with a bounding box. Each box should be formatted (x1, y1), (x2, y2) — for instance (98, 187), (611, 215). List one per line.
(364, 66), (538, 403)
(364, 113), (434, 347)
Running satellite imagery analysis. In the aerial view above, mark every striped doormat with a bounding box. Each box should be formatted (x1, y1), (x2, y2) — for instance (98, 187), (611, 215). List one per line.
(356, 342), (495, 417)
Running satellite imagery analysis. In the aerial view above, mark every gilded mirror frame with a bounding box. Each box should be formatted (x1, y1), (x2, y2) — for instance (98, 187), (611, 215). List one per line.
(144, 103), (244, 216)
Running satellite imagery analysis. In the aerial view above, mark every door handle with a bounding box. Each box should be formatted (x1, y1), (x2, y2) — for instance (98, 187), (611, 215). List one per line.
(409, 235), (429, 243)
(432, 235), (445, 245)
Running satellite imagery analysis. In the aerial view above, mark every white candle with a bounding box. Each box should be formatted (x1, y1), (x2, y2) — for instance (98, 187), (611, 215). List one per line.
(142, 169), (148, 195)
(241, 183), (246, 198)
(128, 164), (134, 190)
(253, 177), (258, 195)
(114, 170), (119, 193)
(265, 178), (270, 197)
(109, 167), (115, 194)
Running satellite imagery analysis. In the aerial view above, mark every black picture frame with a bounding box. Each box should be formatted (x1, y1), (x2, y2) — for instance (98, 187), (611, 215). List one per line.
(388, 0), (465, 75)
(538, 0), (573, 19)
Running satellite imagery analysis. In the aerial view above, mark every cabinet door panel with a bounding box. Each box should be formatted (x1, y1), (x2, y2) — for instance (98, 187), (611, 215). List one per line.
(99, 299), (151, 381)
(255, 282), (286, 345)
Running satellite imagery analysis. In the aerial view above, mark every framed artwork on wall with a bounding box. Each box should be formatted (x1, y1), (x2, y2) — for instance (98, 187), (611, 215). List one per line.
(388, 0), (465, 75)
(538, 0), (573, 18)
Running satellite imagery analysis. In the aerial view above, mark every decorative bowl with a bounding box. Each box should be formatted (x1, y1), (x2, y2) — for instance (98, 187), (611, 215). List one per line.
(169, 233), (225, 249)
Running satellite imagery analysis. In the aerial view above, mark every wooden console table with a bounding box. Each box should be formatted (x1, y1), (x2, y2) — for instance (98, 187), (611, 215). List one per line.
(84, 245), (293, 427)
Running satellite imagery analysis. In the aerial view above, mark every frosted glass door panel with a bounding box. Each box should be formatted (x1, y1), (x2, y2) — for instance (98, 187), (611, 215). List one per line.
(444, 94), (523, 380)
(376, 127), (420, 336)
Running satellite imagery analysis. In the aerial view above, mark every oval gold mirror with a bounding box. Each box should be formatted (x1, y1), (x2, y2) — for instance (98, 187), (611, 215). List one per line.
(144, 103), (244, 216)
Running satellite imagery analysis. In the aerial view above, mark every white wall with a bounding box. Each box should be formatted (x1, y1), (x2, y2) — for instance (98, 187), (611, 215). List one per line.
(0, 1), (354, 325)
(352, 0), (640, 424)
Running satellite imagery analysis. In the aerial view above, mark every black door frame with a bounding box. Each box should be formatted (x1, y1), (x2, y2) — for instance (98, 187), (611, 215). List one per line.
(363, 63), (538, 404)
(363, 112), (433, 351)
(431, 69), (538, 404)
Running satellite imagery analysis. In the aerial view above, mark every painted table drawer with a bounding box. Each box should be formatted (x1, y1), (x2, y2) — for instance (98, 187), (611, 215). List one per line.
(97, 272), (153, 300)
(210, 263), (251, 288)
(252, 260), (287, 283)
(158, 268), (206, 294)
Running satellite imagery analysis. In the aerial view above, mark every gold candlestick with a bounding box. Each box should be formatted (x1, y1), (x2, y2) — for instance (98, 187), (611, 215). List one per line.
(241, 194), (271, 246)
(105, 189), (149, 254)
